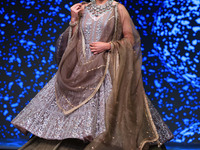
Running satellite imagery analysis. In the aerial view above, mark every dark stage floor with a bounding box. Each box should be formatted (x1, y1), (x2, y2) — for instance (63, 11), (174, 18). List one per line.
(0, 139), (200, 150)
(0, 146), (200, 150)
(1, 146), (200, 150)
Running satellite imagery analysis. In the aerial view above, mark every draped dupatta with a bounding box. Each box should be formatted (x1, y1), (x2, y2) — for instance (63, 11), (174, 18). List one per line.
(55, 2), (162, 150)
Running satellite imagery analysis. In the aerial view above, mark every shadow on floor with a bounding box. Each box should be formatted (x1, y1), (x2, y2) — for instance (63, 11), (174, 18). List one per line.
(1, 139), (200, 150)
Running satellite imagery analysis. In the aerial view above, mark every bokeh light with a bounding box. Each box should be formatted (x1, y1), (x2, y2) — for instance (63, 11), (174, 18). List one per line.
(0, 0), (199, 146)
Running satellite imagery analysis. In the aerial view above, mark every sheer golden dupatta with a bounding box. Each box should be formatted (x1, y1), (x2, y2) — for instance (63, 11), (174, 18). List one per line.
(55, 2), (161, 150)
(55, 21), (110, 115)
(84, 4), (160, 150)
(55, 1), (115, 115)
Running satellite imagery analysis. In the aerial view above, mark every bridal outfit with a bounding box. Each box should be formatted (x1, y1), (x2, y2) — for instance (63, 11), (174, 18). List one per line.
(11, 1), (173, 149)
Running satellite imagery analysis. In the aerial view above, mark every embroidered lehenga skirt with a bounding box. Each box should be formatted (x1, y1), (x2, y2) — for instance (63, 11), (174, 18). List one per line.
(11, 73), (172, 150)
(11, 2), (173, 150)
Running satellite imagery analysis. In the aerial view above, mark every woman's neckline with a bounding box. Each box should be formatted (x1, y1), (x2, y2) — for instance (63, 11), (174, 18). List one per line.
(95, 0), (109, 6)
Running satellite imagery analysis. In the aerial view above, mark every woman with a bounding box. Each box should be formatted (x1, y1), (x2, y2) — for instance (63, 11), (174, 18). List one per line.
(11, 0), (173, 149)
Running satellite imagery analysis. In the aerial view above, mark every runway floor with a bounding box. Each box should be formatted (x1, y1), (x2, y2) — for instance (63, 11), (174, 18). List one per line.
(1, 146), (200, 150)
(0, 139), (200, 150)
(0, 146), (200, 150)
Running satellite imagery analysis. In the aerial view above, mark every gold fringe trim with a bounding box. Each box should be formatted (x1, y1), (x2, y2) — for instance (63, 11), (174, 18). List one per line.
(64, 97), (75, 107)
(55, 81), (74, 108)
(80, 23), (86, 59)
(55, 82), (70, 110)
(53, 141), (62, 150)
(86, 65), (106, 73)
(68, 26), (72, 42)
(83, 59), (95, 65)
(139, 92), (160, 150)
(55, 53), (110, 115)
(114, 4), (118, 40)
(108, 16), (115, 21)
(77, 86), (96, 90)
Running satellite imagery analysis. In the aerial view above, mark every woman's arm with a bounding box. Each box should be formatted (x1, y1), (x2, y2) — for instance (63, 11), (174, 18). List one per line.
(70, 2), (88, 36)
(90, 42), (111, 55)
(89, 3), (136, 55)
(70, 3), (82, 36)
(117, 3), (135, 46)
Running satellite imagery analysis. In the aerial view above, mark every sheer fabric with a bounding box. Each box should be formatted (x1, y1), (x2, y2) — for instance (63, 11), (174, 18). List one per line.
(55, 2), (115, 114)
(11, 1), (173, 150)
(55, 2), (173, 150)
(11, 73), (111, 140)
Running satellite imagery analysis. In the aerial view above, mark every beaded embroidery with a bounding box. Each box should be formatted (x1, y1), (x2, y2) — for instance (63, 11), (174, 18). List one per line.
(86, 0), (114, 17)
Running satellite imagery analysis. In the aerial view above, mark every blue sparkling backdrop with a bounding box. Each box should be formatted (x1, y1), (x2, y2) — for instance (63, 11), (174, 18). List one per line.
(0, 0), (200, 146)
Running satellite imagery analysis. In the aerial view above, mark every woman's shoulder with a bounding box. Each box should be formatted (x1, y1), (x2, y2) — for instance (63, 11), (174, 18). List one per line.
(114, 2), (127, 11)
(111, 1), (127, 13)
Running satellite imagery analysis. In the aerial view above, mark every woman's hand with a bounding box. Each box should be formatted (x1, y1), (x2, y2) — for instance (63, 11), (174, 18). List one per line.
(70, 3), (83, 22)
(90, 42), (111, 55)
